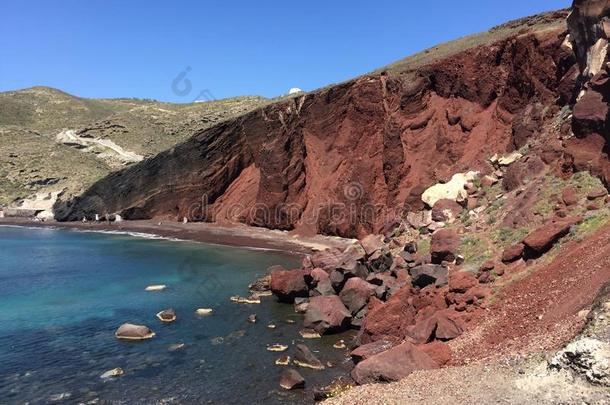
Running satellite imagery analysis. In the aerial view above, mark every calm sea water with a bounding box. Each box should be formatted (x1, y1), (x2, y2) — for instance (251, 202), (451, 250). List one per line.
(0, 226), (352, 404)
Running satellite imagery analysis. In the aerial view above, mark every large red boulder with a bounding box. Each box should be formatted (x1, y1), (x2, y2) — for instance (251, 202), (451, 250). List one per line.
(430, 229), (460, 264)
(448, 271), (478, 293)
(310, 248), (344, 271)
(523, 217), (582, 253)
(339, 277), (376, 315)
(406, 310), (463, 343)
(303, 295), (351, 334)
(350, 340), (395, 364)
(359, 234), (385, 256)
(419, 341), (452, 366)
(351, 342), (438, 385)
(309, 268), (335, 296)
(358, 286), (417, 344)
(562, 186), (579, 206)
(501, 243), (524, 263)
(270, 269), (310, 303)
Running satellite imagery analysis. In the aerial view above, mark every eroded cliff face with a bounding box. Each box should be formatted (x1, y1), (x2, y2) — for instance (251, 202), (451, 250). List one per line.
(567, 0), (610, 186)
(56, 11), (586, 238)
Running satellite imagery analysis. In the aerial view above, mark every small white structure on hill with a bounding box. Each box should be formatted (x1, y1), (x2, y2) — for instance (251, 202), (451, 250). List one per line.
(288, 87), (303, 95)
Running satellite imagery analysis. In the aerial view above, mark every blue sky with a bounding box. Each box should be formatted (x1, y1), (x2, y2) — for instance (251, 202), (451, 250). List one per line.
(0, 0), (570, 102)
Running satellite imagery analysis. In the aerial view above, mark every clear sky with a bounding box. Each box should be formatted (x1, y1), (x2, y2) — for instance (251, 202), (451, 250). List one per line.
(0, 0), (570, 102)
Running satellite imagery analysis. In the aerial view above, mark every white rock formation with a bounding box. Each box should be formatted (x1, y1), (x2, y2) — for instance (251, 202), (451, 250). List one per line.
(550, 337), (610, 386)
(421, 171), (479, 208)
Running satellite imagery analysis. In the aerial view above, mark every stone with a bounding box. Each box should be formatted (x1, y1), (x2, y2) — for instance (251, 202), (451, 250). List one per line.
(448, 271), (478, 294)
(310, 248), (344, 271)
(168, 343), (185, 351)
(404, 241), (418, 254)
(267, 344), (289, 352)
(421, 171), (479, 207)
(480, 175), (498, 188)
(430, 229), (459, 264)
(562, 186), (579, 206)
(329, 270), (345, 291)
(550, 338), (610, 386)
(299, 329), (322, 339)
(293, 344), (325, 370)
(196, 308), (213, 316)
(407, 310), (463, 343)
(294, 297), (309, 314)
(360, 234), (385, 256)
(115, 323), (155, 340)
(497, 152), (523, 166)
(410, 264), (448, 288)
(523, 217), (581, 253)
(432, 199), (463, 223)
(156, 308), (176, 323)
(407, 210), (433, 229)
(309, 268), (335, 296)
(100, 367), (124, 379)
(270, 268), (309, 303)
(502, 243), (525, 263)
(351, 342), (438, 384)
(588, 188), (608, 200)
(339, 277), (376, 315)
(275, 355), (291, 366)
(247, 314), (257, 323)
(420, 341), (452, 366)
(303, 295), (352, 334)
(145, 284), (166, 292)
(480, 260), (495, 272)
(279, 369), (305, 390)
(350, 340), (395, 364)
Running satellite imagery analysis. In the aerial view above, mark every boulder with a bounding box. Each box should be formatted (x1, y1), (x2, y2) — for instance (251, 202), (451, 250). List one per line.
(421, 171), (478, 207)
(409, 264), (448, 288)
(293, 344), (325, 370)
(431, 199), (463, 223)
(407, 310), (463, 343)
(502, 243), (524, 263)
(351, 342), (438, 384)
(310, 248), (344, 271)
(270, 269), (309, 303)
(404, 241), (418, 254)
(407, 210), (433, 229)
(329, 270), (345, 291)
(294, 297), (309, 314)
(156, 308), (176, 323)
(309, 268), (335, 296)
(339, 278), (376, 315)
(303, 295), (352, 334)
(430, 229), (459, 264)
(523, 217), (581, 253)
(562, 186), (579, 206)
(115, 323), (155, 340)
(587, 188), (608, 200)
(279, 369), (305, 390)
(419, 341), (452, 366)
(360, 235), (385, 256)
(448, 272), (478, 294)
(480, 175), (498, 188)
(350, 340), (395, 364)
(358, 286), (416, 344)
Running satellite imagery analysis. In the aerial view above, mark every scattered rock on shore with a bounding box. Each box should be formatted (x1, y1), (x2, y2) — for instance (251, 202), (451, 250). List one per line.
(279, 369), (305, 390)
(303, 295), (352, 334)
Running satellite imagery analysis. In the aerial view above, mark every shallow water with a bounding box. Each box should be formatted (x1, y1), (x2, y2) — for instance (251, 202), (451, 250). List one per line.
(0, 226), (352, 404)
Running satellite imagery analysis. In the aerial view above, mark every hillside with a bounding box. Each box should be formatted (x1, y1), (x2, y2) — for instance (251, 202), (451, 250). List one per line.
(0, 86), (268, 206)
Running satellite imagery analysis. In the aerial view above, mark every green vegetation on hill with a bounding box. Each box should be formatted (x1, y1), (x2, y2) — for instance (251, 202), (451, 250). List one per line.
(0, 86), (268, 206)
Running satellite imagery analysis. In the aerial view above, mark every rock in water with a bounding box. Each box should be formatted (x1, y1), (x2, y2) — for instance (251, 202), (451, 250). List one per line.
(350, 340), (394, 364)
(303, 295), (352, 334)
(270, 268), (309, 303)
(293, 344), (325, 370)
(100, 367), (124, 379)
(156, 308), (176, 323)
(145, 284), (166, 292)
(351, 342), (438, 384)
(196, 308), (213, 316)
(115, 323), (155, 340)
(279, 369), (305, 390)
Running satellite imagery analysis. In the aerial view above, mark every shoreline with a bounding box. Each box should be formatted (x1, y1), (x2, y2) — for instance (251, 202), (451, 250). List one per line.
(0, 218), (354, 256)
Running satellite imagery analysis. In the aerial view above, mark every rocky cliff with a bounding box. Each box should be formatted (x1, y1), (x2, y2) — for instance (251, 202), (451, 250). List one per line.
(55, 9), (608, 240)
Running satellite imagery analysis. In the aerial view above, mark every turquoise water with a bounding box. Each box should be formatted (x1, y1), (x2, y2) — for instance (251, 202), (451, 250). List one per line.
(0, 226), (351, 404)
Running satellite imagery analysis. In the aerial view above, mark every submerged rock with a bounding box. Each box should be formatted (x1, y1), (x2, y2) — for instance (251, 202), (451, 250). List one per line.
(293, 344), (325, 370)
(168, 343), (185, 352)
(275, 355), (291, 366)
(115, 323), (155, 340)
(247, 314), (257, 323)
(195, 308), (213, 316)
(100, 367), (123, 379)
(299, 329), (321, 339)
(145, 284), (166, 292)
(279, 369), (305, 390)
(267, 344), (289, 352)
(156, 308), (176, 323)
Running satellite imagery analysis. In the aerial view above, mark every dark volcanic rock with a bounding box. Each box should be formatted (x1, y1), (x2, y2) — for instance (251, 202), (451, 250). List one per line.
(303, 295), (352, 334)
(351, 342), (438, 385)
(279, 369), (305, 390)
(409, 264), (448, 288)
(430, 229), (460, 264)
